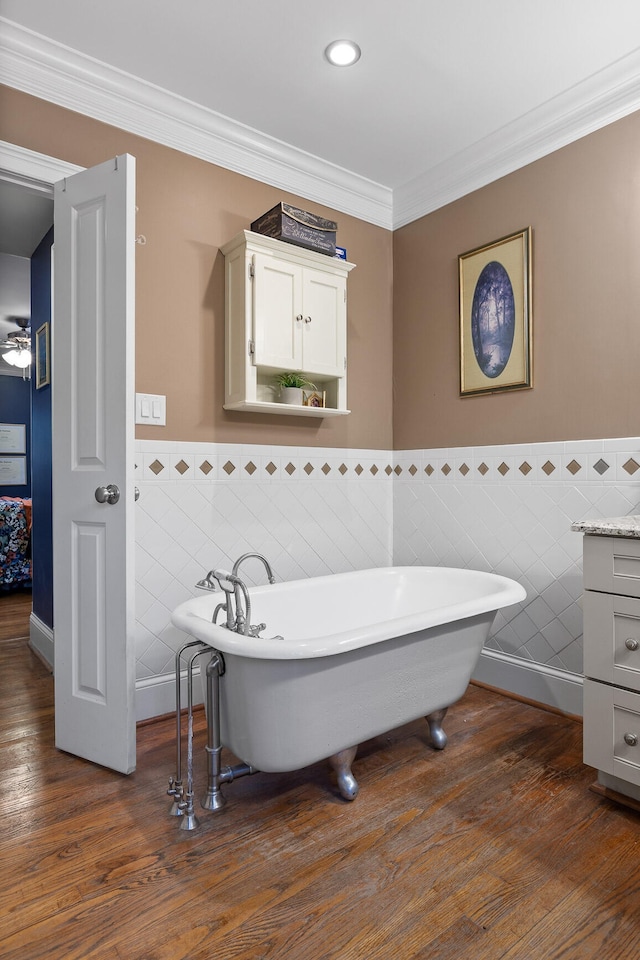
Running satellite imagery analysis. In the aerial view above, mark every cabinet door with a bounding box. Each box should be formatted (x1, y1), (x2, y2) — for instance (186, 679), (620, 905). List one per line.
(252, 254), (303, 369)
(583, 590), (640, 692)
(583, 679), (640, 787)
(301, 267), (346, 378)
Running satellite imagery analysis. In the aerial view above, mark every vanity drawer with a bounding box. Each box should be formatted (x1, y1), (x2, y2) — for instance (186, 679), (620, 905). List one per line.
(583, 591), (640, 693)
(583, 679), (640, 788)
(583, 535), (640, 598)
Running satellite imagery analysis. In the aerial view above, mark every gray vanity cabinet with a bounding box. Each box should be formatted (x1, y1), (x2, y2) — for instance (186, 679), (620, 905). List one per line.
(582, 534), (640, 803)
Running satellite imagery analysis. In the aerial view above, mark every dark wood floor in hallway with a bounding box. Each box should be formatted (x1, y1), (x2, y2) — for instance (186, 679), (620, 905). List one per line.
(1, 593), (639, 959)
(0, 587), (32, 641)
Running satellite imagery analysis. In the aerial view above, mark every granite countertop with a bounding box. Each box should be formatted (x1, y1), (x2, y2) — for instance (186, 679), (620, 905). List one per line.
(571, 515), (640, 538)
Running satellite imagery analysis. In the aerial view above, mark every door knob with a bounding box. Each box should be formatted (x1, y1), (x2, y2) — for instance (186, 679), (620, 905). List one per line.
(95, 484), (120, 505)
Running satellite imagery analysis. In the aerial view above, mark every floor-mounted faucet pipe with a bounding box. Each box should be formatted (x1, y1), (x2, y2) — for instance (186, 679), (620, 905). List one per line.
(179, 647), (212, 832)
(168, 639), (208, 817)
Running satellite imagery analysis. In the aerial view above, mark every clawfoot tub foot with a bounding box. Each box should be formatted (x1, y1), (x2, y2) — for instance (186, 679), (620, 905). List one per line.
(426, 708), (448, 750)
(329, 745), (359, 801)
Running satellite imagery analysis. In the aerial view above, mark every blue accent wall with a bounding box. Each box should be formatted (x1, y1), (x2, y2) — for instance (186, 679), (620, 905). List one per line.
(30, 227), (53, 628)
(0, 375), (31, 497)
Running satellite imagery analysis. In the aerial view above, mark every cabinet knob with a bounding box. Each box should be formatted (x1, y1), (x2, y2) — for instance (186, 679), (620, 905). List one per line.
(623, 732), (638, 747)
(296, 314), (303, 322)
(304, 316), (312, 323)
(625, 638), (639, 651)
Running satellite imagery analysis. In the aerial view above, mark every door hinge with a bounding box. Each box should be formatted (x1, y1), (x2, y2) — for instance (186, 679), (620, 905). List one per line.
(344, 356), (347, 371)
(344, 289), (347, 302)
(249, 262), (255, 279)
(248, 340), (255, 356)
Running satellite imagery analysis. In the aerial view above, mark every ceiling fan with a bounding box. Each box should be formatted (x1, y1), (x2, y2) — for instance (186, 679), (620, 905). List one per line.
(1, 317), (32, 369)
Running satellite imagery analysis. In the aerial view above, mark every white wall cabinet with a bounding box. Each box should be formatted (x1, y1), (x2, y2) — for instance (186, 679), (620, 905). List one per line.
(582, 534), (640, 804)
(221, 230), (355, 417)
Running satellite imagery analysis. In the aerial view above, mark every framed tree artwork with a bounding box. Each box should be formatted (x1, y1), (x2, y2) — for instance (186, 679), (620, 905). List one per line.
(459, 227), (532, 396)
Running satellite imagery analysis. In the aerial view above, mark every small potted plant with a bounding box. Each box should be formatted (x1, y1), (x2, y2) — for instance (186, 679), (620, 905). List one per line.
(274, 372), (317, 405)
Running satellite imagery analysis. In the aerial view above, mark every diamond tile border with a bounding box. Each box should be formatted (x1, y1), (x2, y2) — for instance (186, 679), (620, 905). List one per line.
(392, 439), (640, 485)
(137, 439), (640, 485)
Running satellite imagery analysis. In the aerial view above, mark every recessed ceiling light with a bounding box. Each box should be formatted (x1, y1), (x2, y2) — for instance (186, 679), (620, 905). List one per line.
(324, 40), (361, 67)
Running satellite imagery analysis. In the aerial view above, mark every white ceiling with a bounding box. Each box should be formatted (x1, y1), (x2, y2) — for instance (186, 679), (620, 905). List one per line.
(2, 2), (640, 228)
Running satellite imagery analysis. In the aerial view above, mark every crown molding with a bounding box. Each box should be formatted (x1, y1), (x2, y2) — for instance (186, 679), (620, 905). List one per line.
(393, 47), (640, 228)
(0, 18), (393, 229)
(3, 18), (640, 233)
(0, 139), (83, 192)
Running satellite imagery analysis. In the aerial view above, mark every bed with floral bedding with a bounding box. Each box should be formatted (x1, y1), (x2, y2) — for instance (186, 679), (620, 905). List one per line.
(0, 497), (32, 589)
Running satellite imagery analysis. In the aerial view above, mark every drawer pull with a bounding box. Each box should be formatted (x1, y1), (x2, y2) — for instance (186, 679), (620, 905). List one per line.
(623, 733), (638, 747)
(625, 638), (639, 651)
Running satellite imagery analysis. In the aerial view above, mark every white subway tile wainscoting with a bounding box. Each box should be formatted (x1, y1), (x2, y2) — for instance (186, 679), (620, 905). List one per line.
(134, 438), (640, 720)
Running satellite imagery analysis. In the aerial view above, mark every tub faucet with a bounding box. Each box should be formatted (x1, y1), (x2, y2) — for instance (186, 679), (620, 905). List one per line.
(232, 552), (276, 585)
(195, 555), (275, 635)
(211, 569), (251, 635)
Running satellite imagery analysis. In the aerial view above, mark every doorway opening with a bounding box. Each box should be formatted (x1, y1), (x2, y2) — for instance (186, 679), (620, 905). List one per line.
(0, 179), (53, 652)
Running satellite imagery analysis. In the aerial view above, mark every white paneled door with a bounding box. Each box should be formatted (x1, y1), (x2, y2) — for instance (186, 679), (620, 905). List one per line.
(52, 155), (136, 773)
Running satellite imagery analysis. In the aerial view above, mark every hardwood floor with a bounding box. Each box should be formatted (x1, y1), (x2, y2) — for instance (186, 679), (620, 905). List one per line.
(1, 601), (639, 959)
(0, 588), (32, 641)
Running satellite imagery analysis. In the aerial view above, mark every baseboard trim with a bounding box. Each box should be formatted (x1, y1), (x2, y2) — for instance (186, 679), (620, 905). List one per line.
(135, 666), (205, 722)
(472, 648), (583, 717)
(29, 612), (54, 670)
(471, 680), (582, 723)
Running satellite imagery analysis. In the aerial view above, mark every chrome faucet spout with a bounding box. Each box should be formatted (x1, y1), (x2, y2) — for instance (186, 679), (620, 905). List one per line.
(232, 552), (276, 584)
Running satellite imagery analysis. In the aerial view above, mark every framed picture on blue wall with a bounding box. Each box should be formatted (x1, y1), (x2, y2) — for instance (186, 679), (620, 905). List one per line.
(459, 227), (532, 396)
(0, 423), (26, 454)
(0, 456), (27, 485)
(35, 322), (50, 389)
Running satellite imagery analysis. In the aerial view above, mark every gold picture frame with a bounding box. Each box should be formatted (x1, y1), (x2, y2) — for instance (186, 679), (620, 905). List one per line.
(35, 322), (50, 389)
(302, 390), (325, 408)
(459, 227), (532, 396)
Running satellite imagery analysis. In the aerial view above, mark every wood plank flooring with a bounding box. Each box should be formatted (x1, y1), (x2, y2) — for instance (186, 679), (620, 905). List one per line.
(0, 587), (32, 641)
(1, 595), (639, 959)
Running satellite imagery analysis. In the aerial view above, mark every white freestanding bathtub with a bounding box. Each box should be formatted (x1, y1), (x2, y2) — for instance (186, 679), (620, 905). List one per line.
(170, 566), (525, 808)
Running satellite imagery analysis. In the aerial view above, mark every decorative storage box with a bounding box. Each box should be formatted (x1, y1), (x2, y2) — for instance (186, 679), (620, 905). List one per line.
(251, 202), (337, 256)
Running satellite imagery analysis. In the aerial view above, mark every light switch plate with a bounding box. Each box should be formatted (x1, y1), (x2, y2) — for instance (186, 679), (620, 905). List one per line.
(135, 393), (166, 426)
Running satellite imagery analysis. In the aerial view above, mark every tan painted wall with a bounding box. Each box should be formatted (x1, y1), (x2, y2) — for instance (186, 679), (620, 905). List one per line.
(393, 110), (640, 449)
(1, 86), (393, 450)
(6, 86), (639, 453)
